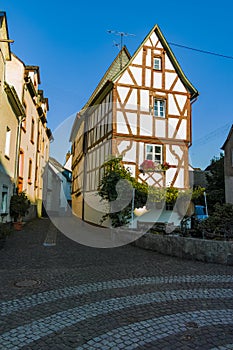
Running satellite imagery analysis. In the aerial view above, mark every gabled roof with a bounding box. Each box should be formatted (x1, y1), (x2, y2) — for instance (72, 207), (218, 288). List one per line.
(221, 124), (233, 150)
(113, 24), (198, 100)
(81, 46), (131, 111)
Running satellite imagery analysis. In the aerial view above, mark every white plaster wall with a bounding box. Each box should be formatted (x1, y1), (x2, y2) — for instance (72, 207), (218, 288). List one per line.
(168, 118), (178, 138)
(176, 94), (187, 112)
(140, 90), (149, 110)
(153, 72), (162, 89)
(165, 72), (177, 90)
(174, 168), (184, 188)
(6, 55), (24, 100)
(139, 142), (145, 165)
(168, 95), (179, 115)
(120, 141), (136, 162)
(167, 145), (184, 164)
(166, 147), (177, 165)
(117, 86), (130, 104)
(127, 112), (137, 135)
(130, 66), (142, 86)
(140, 114), (152, 136)
(116, 111), (129, 134)
(126, 88), (137, 107)
(177, 120), (187, 139)
(145, 69), (151, 87)
(155, 119), (166, 138)
(165, 54), (174, 70)
(146, 51), (151, 67)
(150, 32), (159, 46)
(174, 79), (187, 93)
(117, 70), (134, 85)
(131, 49), (143, 65)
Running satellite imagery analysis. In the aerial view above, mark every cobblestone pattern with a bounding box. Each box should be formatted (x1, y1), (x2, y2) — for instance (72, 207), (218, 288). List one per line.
(0, 218), (233, 349)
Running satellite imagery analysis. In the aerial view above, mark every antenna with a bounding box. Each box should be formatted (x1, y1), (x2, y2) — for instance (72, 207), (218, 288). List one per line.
(107, 30), (135, 69)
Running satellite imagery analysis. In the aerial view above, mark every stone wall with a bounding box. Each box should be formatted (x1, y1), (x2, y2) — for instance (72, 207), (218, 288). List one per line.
(133, 233), (233, 265)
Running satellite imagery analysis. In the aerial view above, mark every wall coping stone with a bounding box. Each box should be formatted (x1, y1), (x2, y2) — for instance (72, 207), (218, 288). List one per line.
(133, 233), (233, 265)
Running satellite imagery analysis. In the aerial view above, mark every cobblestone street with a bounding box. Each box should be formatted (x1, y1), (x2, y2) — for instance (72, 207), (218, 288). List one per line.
(0, 218), (233, 349)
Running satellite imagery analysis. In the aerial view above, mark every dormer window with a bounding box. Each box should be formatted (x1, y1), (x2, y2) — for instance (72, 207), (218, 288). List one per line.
(154, 57), (161, 70)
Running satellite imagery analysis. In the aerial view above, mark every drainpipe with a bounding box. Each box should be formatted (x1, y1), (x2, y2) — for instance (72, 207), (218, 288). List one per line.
(14, 115), (24, 193)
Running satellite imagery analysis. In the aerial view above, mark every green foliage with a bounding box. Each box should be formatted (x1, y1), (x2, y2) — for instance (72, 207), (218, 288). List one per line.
(10, 191), (30, 222)
(98, 157), (148, 227)
(198, 203), (233, 238)
(98, 157), (205, 227)
(205, 153), (225, 212)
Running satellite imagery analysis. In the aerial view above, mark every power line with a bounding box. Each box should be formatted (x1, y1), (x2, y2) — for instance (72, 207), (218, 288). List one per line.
(169, 42), (233, 60)
(192, 122), (231, 147)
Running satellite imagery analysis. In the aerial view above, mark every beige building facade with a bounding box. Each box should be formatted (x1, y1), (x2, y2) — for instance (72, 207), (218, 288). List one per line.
(0, 11), (52, 221)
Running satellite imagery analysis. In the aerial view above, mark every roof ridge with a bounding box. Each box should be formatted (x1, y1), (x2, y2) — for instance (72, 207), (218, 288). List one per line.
(81, 46), (131, 111)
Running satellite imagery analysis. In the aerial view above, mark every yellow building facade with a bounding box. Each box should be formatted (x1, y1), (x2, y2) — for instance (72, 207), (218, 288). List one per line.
(0, 11), (52, 221)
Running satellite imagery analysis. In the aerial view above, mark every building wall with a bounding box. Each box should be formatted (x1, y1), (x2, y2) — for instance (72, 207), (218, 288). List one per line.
(71, 27), (197, 226)
(0, 25), (18, 222)
(5, 55), (50, 218)
(114, 30), (191, 190)
(71, 91), (113, 221)
(223, 129), (233, 204)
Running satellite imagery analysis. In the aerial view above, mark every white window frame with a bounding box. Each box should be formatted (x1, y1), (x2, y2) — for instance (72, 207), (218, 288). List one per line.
(146, 144), (163, 164)
(5, 126), (11, 158)
(154, 99), (166, 117)
(154, 57), (161, 70)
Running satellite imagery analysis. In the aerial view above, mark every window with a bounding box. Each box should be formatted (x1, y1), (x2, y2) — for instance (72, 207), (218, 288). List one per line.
(18, 149), (24, 192)
(146, 144), (162, 163)
(28, 159), (32, 183)
(1, 185), (8, 213)
(35, 166), (38, 187)
(154, 99), (165, 117)
(31, 118), (35, 143)
(154, 57), (161, 70)
(5, 126), (11, 158)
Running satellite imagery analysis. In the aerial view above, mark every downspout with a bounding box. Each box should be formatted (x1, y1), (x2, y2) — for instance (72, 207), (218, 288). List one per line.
(14, 115), (23, 192)
(189, 96), (198, 148)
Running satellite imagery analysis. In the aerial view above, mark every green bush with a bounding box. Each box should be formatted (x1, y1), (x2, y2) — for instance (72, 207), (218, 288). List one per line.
(198, 203), (233, 239)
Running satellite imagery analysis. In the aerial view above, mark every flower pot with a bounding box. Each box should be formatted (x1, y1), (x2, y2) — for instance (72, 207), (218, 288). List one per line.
(13, 221), (23, 231)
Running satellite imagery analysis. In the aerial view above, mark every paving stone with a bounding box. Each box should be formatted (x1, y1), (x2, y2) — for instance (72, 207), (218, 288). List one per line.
(0, 218), (233, 349)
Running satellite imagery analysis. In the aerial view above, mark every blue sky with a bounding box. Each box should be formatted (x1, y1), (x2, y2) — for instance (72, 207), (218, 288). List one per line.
(2, 0), (233, 169)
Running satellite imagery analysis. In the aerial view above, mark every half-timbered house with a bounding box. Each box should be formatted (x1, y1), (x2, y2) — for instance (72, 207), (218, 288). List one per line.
(70, 24), (198, 225)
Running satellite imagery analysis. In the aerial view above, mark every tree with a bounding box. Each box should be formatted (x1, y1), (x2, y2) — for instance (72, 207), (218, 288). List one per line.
(205, 153), (225, 213)
(98, 157), (147, 227)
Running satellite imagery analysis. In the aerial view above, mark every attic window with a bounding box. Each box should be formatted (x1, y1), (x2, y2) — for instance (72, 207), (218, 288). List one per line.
(154, 57), (161, 70)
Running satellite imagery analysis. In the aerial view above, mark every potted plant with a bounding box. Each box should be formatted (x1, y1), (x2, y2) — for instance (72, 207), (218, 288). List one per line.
(10, 191), (30, 230)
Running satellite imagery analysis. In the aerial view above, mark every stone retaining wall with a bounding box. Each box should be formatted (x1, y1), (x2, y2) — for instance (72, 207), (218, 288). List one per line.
(133, 233), (233, 265)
